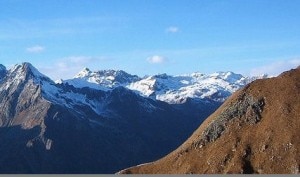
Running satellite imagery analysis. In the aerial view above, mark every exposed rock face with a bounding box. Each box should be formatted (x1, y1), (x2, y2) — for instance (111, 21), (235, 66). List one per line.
(194, 93), (265, 147)
(0, 63), (50, 128)
(120, 67), (300, 174)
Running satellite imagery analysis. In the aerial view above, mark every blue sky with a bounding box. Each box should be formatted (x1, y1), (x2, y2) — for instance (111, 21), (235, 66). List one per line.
(0, 0), (300, 80)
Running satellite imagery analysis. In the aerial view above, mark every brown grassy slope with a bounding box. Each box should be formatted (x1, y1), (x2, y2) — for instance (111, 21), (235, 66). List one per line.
(120, 67), (300, 174)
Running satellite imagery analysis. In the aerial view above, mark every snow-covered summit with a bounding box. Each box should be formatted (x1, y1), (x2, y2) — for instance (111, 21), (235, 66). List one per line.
(63, 68), (140, 90)
(126, 71), (255, 103)
(0, 63), (53, 91)
(0, 63), (60, 106)
(75, 67), (92, 78)
(9, 62), (52, 82)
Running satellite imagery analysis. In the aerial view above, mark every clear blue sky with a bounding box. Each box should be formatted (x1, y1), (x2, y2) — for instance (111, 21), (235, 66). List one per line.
(0, 0), (300, 80)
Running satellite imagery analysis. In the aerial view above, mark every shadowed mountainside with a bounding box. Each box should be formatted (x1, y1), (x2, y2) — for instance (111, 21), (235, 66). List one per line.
(0, 63), (220, 173)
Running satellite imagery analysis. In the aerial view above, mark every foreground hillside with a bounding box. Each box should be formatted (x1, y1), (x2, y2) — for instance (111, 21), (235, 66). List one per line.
(120, 67), (300, 174)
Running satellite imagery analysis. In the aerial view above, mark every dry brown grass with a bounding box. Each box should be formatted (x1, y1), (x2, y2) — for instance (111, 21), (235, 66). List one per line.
(119, 67), (300, 174)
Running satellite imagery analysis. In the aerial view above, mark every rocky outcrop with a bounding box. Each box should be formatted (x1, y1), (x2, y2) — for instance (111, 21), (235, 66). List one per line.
(194, 93), (265, 147)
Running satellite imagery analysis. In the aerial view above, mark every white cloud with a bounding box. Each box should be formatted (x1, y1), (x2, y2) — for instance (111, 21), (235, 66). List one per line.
(64, 56), (100, 64)
(26, 45), (45, 53)
(147, 55), (167, 64)
(39, 55), (112, 80)
(250, 59), (300, 76)
(166, 26), (179, 33)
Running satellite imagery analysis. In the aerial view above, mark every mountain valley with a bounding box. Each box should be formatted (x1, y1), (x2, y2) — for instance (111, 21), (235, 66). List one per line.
(0, 62), (256, 173)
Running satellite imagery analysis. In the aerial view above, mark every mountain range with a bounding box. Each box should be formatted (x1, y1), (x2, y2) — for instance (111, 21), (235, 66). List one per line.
(120, 66), (300, 174)
(61, 66), (264, 103)
(0, 62), (264, 173)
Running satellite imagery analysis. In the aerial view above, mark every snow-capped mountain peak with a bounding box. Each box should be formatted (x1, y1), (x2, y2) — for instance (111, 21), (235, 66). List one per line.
(75, 67), (92, 78)
(190, 72), (205, 78)
(210, 71), (244, 83)
(127, 71), (260, 103)
(0, 62), (54, 92)
(63, 68), (140, 90)
(9, 62), (52, 83)
(211, 71), (246, 84)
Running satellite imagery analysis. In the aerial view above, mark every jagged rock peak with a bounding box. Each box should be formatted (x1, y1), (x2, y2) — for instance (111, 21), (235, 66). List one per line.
(70, 68), (140, 89)
(11, 62), (36, 73)
(75, 68), (138, 79)
(9, 62), (53, 83)
(75, 67), (92, 78)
